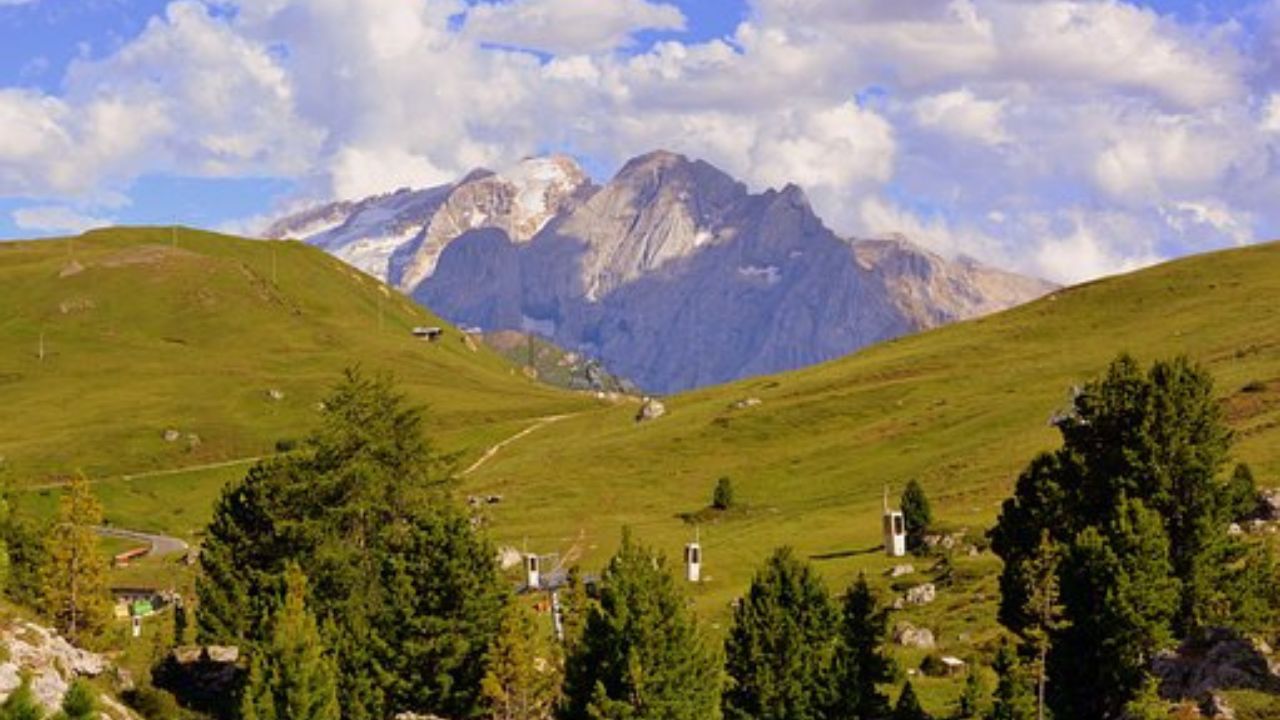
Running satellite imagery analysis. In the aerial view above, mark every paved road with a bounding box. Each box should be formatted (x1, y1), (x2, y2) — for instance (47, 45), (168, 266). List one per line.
(94, 526), (190, 558)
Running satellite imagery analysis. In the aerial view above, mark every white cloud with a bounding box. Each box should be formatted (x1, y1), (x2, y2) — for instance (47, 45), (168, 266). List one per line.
(913, 89), (1009, 145)
(1264, 94), (1280, 132)
(465, 0), (686, 54)
(12, 205), (113, 234)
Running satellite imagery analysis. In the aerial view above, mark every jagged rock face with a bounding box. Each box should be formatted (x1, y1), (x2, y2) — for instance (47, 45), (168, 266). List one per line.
(272, 150), (1054, 393)
(0, 619), (136, 718)
(264, 156), (589, 291)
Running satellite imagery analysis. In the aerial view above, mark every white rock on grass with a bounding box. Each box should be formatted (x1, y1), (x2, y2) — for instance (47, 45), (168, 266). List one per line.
(905, 583), (937, 606)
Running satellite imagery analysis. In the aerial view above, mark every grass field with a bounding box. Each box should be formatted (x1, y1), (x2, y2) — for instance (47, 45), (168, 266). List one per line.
(5, 229), (1280, 715)
(0, 227), (595, 481)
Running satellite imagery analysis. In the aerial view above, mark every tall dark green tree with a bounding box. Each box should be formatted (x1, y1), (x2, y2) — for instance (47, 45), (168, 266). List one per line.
(562, 530), (720, 720)
(900, 480), (932, 553)
(891, 682), (930, 720)
(240, 564), (340, 720)
(1224, 463), (1262, 522)
(1049, 498), (1178, 719)
(987, 639), (1032, 720)
(829, 574), (893, 720)
(198, 369), (505, 720)
(723, 547), (835, 720)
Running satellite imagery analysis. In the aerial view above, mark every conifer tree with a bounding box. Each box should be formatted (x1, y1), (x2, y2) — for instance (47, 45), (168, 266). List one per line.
(1017, 531), (1060, 720)
(988, 638), (1033, 720)
(900, 480), (932, 553)
(723, 547), (835, 720)
(562, 530), (720, 720)
(482, 599), (560, 720)
(957, 667), (985, 719)
(57, 679), (98, 720)
(892, 681), (930, 720)
(41, 472), (110, 643)
(1225, 463), (1262, 521)
(1050, 499), (1177, 719)
(199, 370), (505, 720)
(558, 566), (591, 656)
(0, 675), (44, 720)
(240, 564), (340, 720)
(829, 574), (893, 720)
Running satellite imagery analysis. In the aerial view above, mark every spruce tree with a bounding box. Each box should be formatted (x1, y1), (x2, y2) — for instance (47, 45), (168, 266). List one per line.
(0, 676), (44, 720)
(988, 638), (1033, 720)
(41, 472), (110, 643)
(900, 480), (932, 553)
(562, 529), (720, 720)
(723, 547), (835, 720)
(481, 599), (560, 720)
(957, 667), (985, 719)
(892, 681), (930, 720)
(713, 477), (735, 511)
(558, 565), (591, 656)
(1017, 531), (1060, 720)
(199, 370), (505, 720)
(1050, 499), (1177, 719)
(241, 564), (340, 720)
(829, 574), (893, 720)
(1224, 463), (1262, 521)
(58, 679), (98, 720)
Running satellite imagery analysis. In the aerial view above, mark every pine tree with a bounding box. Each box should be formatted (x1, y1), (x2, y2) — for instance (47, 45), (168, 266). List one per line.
(1, 675), (45, 720)
(1050, 499), (1178, 719)
(1122, 674), (1169, 720)
(988, 638), (1033, 720)
(723, 547), (835, 720)
(199, 369), (505, 720)
(241, 564), (340, 720)
(1224, 463), (1262, 522)
(900, 480), (932, 553)
(482, 599), (560, 720)
(829, 574), (893, 720)
(957, 667), (985, 719)
(41, 472), (111, 643)
(562, 529), (720, 720)
(57, 679), (98, 720)
(558, 566), (591, 656)
(713, 478), (735, 511)
(892, 681), (930, 720)
(1018, 531), (1061, 720)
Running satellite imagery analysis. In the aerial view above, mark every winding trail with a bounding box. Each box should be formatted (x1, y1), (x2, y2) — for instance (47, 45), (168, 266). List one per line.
(460, 413), (577, 478)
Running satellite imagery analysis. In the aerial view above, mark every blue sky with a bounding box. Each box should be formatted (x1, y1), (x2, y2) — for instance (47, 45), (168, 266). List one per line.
(1, 0), (1278, 283)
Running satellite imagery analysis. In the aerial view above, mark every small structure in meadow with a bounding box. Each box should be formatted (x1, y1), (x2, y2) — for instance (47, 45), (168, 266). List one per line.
(524, 553), (541, 591)
(684, 531), (703, 583)
(412, 326), (444, 342)
(882, 486), (907, 558)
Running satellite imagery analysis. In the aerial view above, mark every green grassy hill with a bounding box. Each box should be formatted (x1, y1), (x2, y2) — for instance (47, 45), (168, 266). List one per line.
(0, 227), (593, 483)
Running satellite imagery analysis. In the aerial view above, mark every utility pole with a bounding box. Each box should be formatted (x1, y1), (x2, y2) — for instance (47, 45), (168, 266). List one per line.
(271, 244), (278, 284)
(38, 329), (45, 363)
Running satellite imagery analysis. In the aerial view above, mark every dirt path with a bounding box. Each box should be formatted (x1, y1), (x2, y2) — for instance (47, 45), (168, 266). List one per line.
(459, 414), (577, 478)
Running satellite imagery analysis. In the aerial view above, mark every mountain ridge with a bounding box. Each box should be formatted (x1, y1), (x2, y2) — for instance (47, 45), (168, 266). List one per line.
(267, 151), (1055, 392)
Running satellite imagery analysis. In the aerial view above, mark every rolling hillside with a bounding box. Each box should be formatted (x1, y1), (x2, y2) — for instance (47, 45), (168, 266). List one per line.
(0, 227), (593, 482)
(462, 239), (1280, 608)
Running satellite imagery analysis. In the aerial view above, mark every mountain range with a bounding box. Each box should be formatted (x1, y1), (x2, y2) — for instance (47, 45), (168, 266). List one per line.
(266, 151), (1055, 392)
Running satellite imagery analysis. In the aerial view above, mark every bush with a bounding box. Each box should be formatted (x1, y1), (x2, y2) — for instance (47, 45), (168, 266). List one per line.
(1242, 380), (1267, 394)
(274, 437), (298, 452)
(712, 477), (735, 510)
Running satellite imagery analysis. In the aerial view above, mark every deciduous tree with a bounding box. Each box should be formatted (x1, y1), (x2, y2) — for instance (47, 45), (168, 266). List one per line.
(41, 473), (110, 643)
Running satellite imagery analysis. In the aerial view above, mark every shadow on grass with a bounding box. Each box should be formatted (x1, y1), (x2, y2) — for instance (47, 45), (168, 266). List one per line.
(809, 545), (883, 561)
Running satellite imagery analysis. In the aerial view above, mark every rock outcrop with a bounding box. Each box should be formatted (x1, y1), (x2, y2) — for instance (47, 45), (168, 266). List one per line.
(1152, 628), (1280, 701)
(0, 619), (137, 718)
(271, 150), (1054, 393)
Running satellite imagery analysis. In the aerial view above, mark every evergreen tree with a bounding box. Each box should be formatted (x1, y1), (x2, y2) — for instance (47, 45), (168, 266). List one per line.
(40, 472), (110, 643)
(562, 530), (720, 720)
(241, 564), (340, 720)
(1, 675), (44, 720)
(957, 667), (985, 719)
(892, 681), (930, 720)
(558, 566), (592, 657)
(57, 679), (97, 720)
(199, 370), (505, 720)
(482, 599), (560, 720)
(723, 547), (835, 720)
(1, 494), (47, 607)
(1049, 499), (1178, 719)
(900, 480), (932, 553)
(1224, 463), (1262, 522)
(713, 478), (735, 511)
(988, 639), (1033, 720)
(1017, 531), (1061, 720)
(829, 574), (893, 720)
(1122, 674), (1169, 720)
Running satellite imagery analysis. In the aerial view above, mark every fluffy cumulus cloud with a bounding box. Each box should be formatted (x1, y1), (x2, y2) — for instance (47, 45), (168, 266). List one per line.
(4, 0), (1280, 283)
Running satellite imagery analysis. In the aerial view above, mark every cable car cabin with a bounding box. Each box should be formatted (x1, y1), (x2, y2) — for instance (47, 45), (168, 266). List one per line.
(684, 543), (702, 583)
(411, 326), (444, 342)
(883, 510), (906, 558)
